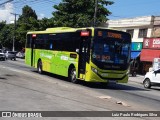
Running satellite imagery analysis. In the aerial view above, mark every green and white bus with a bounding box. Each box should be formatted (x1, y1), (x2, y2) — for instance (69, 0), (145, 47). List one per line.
(25, 27), (131, 83)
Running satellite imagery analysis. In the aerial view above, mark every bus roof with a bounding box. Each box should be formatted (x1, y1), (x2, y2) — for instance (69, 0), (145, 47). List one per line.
(27, 27), (90, 34)
(27, 27), (127, 35)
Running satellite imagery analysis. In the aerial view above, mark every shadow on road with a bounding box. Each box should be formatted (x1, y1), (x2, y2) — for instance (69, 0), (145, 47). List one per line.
(150, 87), (160, 91)
(81, 82), (149, 91)
(32, 71), (149, 91)
(0, 77), (7, 80)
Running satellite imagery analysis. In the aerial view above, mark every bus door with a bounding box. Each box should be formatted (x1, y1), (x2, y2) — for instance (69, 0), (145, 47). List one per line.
(78, 31), (91, 77)
(31, 34), (36, 67)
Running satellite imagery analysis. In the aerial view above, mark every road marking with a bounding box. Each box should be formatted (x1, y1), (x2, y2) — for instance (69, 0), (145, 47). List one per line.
(98, 96), (112, 99)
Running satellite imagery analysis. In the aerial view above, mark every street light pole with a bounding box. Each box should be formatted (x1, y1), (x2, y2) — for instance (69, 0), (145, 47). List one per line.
(10, 13), (19, 51)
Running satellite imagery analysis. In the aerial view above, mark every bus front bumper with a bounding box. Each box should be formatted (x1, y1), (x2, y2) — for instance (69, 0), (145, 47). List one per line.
(85, 68), (129, 83)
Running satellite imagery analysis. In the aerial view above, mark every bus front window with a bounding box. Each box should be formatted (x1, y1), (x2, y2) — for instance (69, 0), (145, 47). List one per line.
(92, 38), (130, 67)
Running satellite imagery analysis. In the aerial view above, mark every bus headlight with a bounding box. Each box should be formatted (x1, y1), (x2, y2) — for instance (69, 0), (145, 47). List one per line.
(91, 67), (98, 73)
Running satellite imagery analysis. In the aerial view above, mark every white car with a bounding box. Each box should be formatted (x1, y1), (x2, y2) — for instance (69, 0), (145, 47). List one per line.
(143, 69), (160, 88)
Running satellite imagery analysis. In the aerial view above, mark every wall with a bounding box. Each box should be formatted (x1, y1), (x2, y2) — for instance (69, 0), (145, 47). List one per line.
(104, 16), (154, 43)
(152, 16), (160, 37)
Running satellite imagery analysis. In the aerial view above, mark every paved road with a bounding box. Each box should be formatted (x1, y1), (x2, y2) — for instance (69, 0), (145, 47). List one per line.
(0, 59), (160, 120)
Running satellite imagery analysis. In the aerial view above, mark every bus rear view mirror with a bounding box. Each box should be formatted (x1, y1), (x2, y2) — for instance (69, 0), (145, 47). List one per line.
(76, 49), (79, 53)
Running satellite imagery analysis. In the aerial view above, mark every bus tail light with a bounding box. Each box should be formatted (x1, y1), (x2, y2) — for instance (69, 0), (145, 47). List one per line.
(81, 31), (89, 36)
(32, 34), (36, 38)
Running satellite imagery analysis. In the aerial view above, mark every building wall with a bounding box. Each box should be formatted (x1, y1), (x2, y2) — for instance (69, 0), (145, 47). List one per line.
(105, 16), (154, 43)
(152, 16), (160, 37)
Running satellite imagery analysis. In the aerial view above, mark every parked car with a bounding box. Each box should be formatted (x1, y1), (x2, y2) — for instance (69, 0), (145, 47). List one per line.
(0, 52), (6, 61)
(143, 68), (160, 88)
(16, 52), (25, 59)
(5, 51), (16, 60)
(0, 49), (6, 61)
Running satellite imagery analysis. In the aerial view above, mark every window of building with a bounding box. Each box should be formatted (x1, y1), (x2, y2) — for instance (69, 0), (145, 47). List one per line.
(126, 29), (134, 38)
(138, 28), (148, 38)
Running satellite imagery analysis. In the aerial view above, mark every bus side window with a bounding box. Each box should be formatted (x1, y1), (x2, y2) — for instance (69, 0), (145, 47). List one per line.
(26, 34), (31, 48)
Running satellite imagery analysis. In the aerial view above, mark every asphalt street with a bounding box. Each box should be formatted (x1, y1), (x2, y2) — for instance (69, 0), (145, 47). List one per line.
(0, 59), (160, 120)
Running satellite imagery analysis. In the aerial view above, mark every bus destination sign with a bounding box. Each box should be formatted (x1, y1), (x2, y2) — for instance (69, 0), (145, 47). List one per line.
(98, 31), (122, 39)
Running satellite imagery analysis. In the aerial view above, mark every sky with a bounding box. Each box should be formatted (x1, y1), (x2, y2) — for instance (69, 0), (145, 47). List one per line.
(1, 0), (160, 23)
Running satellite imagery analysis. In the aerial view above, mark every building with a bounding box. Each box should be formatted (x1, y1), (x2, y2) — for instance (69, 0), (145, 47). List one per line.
(103, 16), (160, 74)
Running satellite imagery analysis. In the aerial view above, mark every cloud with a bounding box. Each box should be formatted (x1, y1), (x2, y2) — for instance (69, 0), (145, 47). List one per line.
(0, 3), (14, 23)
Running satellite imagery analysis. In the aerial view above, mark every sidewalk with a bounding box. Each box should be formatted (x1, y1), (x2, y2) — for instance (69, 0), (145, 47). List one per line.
(129, 74), (144, 84)
(16, 58), (25, 62)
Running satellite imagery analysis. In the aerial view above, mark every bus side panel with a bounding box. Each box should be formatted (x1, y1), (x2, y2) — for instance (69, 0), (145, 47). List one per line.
(34, 50), (78, 77)
(53, 51), (78, 77)
(25, 48), (32, 66)
(49, 51), (57, 74)
(34, 49), (53, 72)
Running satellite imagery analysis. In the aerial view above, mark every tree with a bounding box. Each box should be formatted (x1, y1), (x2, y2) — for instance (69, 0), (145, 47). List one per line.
(52, 0), (114, 27)
(38, 17), (55, 30)
(16, 5), (39, 50)
(0, 5), (56, 50)
(0, 21), (6, 31)
(0, 23), (14, 49)
(18, 5), (37, 23)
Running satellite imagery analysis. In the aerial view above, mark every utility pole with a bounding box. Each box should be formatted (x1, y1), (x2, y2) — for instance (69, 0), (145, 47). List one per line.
(10, 13), (19, 51)
(93, 0), (98, 27)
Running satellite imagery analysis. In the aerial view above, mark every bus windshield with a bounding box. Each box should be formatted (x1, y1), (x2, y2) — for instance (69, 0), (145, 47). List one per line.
(92, 37), (130, 70)
(91, 29), (131, 70)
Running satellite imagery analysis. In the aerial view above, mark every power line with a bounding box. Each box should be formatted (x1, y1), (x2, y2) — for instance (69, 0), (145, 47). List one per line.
(11, 0), (59, 17)
(0, 0), (14, 6)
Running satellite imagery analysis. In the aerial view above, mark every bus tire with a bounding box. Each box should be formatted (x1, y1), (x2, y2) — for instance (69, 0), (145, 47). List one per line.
(68, 68), (78, 83)
(37, 60), (43, 74)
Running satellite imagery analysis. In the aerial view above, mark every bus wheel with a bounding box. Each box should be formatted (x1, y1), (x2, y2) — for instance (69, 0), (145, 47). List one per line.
(37, 60), (43, 74)
(69, 68), (78, 83)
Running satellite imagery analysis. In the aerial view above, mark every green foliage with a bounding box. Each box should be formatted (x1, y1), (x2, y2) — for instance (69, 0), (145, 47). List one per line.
(53, 0), (114, 27)
(14, 5), (39, 50)
(0, 21), (6, 31)
(0, 23), (14, 49)
(0, 5), (40, 50)
(18, 5), (37, 23)
(38, 17), (55, 30)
